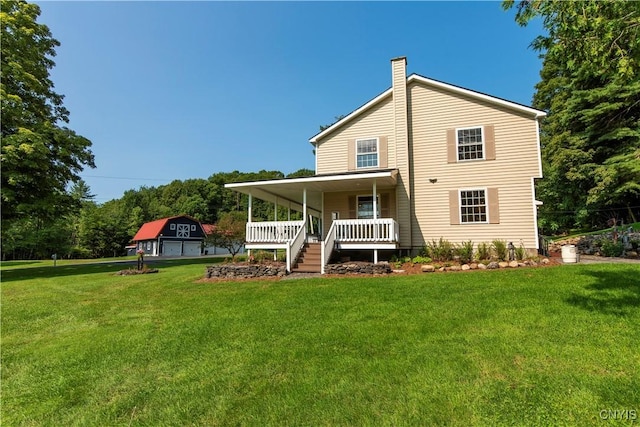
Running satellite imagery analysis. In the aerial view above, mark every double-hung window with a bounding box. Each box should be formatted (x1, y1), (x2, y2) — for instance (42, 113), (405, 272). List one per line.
(356, 138), (378, 169)
(460, 189), (487, 223)
(457, 127), (484, 161)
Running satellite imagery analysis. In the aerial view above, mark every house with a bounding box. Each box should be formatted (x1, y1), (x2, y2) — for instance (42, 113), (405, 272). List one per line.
(225, 57), (546, 273)
(132, 215), (206, 256)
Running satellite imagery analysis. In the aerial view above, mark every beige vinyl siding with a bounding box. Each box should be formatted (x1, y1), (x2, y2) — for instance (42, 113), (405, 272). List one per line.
(408, 82), (542, 250)
(322, 190), (397, 240)
(315, 97), (395, 174)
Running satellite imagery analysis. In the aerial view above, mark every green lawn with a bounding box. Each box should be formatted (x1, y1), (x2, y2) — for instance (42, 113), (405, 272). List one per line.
(2, 260), (639, 426)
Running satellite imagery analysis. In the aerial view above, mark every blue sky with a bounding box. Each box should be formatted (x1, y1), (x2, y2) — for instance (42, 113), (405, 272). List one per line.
(36, 1), (544, 203)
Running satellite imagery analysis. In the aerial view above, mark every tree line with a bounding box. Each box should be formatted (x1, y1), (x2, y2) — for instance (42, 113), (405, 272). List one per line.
(1, 169), (313, 260)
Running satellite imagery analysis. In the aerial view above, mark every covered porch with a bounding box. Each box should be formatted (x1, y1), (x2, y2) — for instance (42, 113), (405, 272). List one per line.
(225, 169), (399, 273)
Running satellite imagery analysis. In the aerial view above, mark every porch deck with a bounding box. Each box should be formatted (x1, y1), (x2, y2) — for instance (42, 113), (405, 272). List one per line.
(245, 218), (399, 273)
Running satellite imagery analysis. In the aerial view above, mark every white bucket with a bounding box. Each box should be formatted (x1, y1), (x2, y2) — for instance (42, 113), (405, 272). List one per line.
(562, 245), (578, 263)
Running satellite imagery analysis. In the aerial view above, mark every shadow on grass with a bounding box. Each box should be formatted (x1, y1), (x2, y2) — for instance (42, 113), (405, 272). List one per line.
(0, 257), (224, 282)
(0, 260), (40, 267)
(566, 266), (640, 315)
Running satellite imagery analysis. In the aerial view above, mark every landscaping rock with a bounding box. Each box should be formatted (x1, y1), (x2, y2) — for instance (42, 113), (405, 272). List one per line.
(450, 265), (461, 271)
(470, 263), (478, 270)
(509, 261), (519, 268)
(498, 261), (509, 269)
(205, 263), (287, 279)
(325, 261), (392, 275)
(477, 263), (487, 270)
(541, 258), (550, 265)
(461, 264), (470, 271)
(421, 265), (436, 273)
(487, 262), (500, 270)
(551, 231), (640, 257)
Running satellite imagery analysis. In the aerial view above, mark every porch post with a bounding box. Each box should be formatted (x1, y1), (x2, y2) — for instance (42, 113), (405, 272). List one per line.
(321, 192), (325, 240)
(373, 180), (378, 264)
(247, 192), (252, 257)
(303, 188), (307, 223)
(373, 180), (377, 220)
(274, 197), (278, 221)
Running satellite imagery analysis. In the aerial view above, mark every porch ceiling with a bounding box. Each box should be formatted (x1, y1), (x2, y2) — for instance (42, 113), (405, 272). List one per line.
(225, 169), (398, 214)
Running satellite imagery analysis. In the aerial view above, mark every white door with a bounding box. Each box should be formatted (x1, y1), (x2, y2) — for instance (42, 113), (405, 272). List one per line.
(183, 241), (201, 257)
(163, 241), (182, 256)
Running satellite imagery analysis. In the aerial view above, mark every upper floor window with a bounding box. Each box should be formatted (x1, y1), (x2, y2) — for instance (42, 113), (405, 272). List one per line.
(356, 138), (378, 168)
(457, 127), (484, 161)
(460, 189), (487, 223)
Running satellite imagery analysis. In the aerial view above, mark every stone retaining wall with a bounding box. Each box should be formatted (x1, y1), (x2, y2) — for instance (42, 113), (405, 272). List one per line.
(205, 263), (287, 279)
(325, 261), (392, 275)
(551, 231), (640, 257)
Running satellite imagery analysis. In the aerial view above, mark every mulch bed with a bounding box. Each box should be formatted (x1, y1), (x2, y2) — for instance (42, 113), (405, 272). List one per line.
(115, 268), (159, 275)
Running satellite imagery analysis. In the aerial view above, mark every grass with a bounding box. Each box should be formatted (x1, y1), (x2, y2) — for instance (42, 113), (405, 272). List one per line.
(2, 260), (639, 426)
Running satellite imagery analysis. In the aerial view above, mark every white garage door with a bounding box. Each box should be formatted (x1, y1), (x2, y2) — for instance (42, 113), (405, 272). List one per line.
(183, 241), (201, 257)
(163, 241), (182, 256)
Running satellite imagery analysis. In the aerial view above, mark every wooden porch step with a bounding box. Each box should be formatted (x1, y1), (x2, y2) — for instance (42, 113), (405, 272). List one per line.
(292, 264), (321, 273)
(292, 242), (322, 273)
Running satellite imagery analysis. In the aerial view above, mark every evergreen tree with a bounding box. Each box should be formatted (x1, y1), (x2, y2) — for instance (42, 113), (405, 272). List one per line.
(504, 0), (640, 231)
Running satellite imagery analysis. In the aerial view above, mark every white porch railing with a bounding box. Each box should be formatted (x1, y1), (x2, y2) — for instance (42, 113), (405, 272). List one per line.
(333, 218), (399, 242)
(246, 220), (305, 243)
(287, 219), (308, 272)
(321, 221), (337, 274)
(246, 218), (398, 273)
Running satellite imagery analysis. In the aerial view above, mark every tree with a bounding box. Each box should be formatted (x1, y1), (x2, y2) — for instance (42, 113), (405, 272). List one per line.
(286, 168), (315, 178)
(503, 0), (640, 231)
(78, 201), (131, 258)
(1, 0), (95, 224)
(206, 211), (246, 259)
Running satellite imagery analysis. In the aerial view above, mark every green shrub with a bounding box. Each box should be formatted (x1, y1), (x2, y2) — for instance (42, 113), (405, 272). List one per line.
(227, 254), (247, 263)
(515, 242), (527, 261)
(492, 239), (508, 261)
(601, 239), (624, 257)
(411, 255), (433, 265)
(253, 250), (277, 263)
(425, 238), (455, 262)
(476, 242), (491, 261)
(456, 240), (474, 264)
